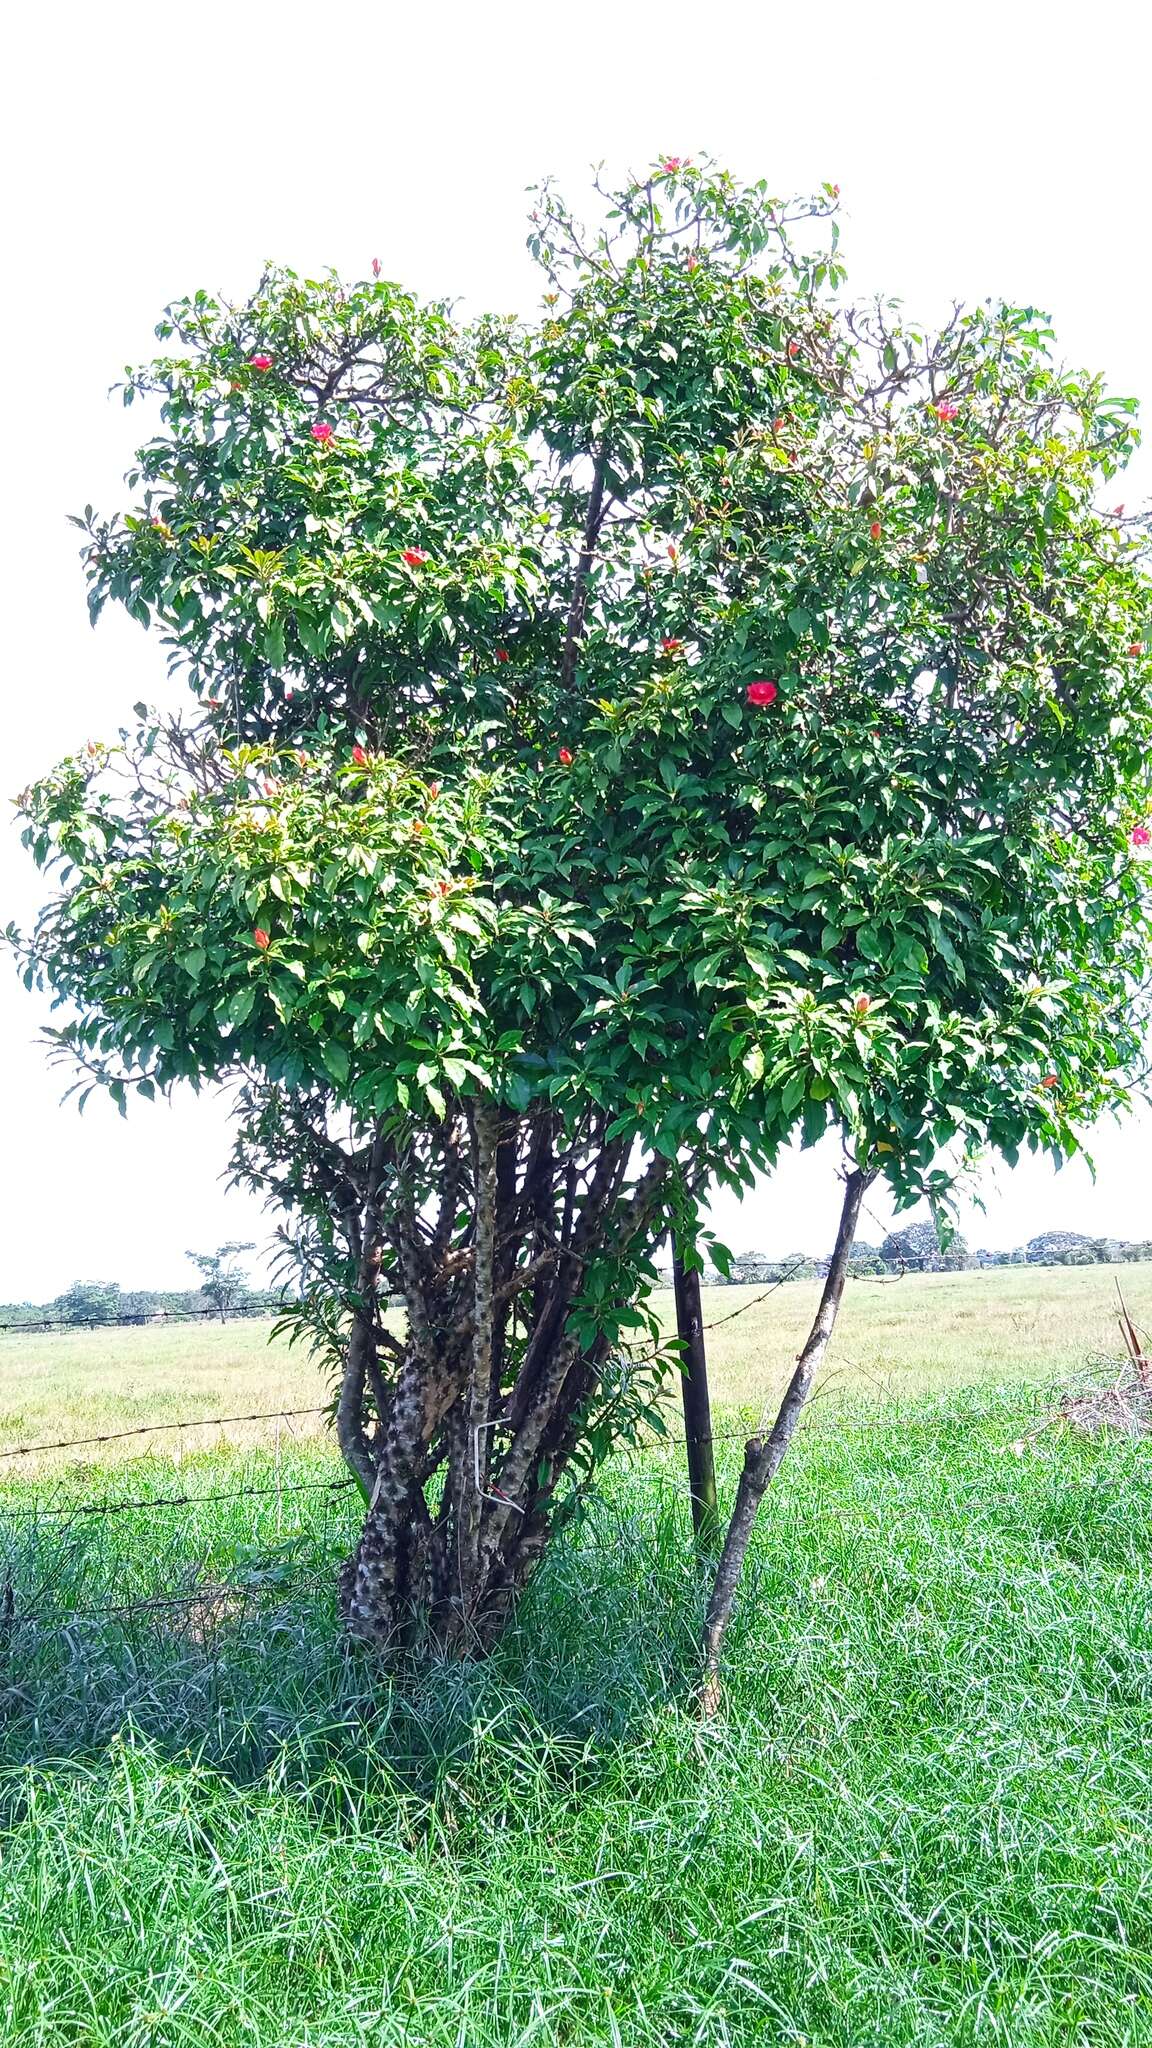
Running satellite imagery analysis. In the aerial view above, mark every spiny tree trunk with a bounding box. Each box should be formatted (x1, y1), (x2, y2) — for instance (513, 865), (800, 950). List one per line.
(286, 1100), (675, 1657)
(699, 1165), (873, 1712)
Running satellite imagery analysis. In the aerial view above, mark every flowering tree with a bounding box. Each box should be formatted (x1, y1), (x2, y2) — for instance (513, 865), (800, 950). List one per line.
(13, 160), (1152, 1664)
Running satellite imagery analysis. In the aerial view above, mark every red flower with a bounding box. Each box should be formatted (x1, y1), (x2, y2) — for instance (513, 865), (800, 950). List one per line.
(746, 680), (778, 706)
(248, 354), (273, 371)
(262, 779), (277, 797)
(402, 547), (428, 566)
(661, 636), (684, 653)
(297, 751), (309, 767)
(1129, 643), (1143, 656)
(558, 746), (573, 765)
(1040, 1074), (1058, 1088)
(206, 696), (220, 708)
(854, 994), (871, 1015)
(351, 744), (367, 765)
(495, 647), (510, 662)
(870, 520), (882, 540)
(311, 421), (333, 442)
(371, 257), (381, 278)
(283, 686), (294, 701)
(253, 928), (270, 951)
(772, 417), (785, 434)
(1132, 825), (1151, 848)
(787, 339), (800, 358)
(667, 544), (678, 562)
(935, 401), (959, 421)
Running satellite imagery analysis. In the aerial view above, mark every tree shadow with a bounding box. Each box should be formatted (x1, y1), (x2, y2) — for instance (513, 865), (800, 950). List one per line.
(0, 1471), (709, 1814)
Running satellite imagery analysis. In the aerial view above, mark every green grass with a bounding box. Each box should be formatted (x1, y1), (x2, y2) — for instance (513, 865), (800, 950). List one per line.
(1, 1273), (1151, 2043)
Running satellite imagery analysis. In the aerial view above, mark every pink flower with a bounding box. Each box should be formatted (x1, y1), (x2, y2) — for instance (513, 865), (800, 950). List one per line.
(662, 157), (682, 173)
(831, 183), (840, 197)
(1132, 825), (1151, 849)
(311, 421), (333, 443)
(253, 928), (270, 951)
(854, 994), (871, 1015)
(686, 253), (699, 273)
(371, 257), (381, 278)
(746, 680), (778, 706)
(1114, 505), (1125, 518)
(428, 781), (440, 799)
(249, 354), (273, 371)
(402, 547), (428, 567)
(935, 401), (959, 421)
(262, 779), (277, 797)
(351, 744), (367, 765)
(558, 746), (573, 765)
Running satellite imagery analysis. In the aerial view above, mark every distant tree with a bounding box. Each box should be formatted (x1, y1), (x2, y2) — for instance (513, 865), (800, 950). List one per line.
(53, 1280), (121, 1325)
(185, 1242), (255, 1322)
(881, 1219), (971, 1272)
(1026, 1230), (1093, 1265)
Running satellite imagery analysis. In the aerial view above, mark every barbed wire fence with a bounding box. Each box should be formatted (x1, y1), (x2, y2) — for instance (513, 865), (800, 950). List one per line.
(0, 1269), (1131, 1647)
(0, 1302), (280, 1335)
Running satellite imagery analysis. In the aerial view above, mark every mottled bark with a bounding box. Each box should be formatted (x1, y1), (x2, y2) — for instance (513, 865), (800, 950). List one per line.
(336, 1110), (676, 1659)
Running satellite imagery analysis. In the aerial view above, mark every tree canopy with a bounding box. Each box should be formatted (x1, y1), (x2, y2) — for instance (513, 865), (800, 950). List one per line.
(13, 158), (1152, 1654)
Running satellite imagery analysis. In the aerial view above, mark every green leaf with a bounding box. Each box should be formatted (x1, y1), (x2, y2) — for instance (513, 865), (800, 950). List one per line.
(322, 1043), (350, 1085)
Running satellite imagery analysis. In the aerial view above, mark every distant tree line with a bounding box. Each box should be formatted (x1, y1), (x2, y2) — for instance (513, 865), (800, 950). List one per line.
(0, 1280), (285, 1329)
(0, 1245), (285, 1328)
(675, 1224), (1152, 1286)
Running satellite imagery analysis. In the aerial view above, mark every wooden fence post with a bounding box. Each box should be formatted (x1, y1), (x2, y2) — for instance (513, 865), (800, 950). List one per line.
(672, 1242), (718, 1548)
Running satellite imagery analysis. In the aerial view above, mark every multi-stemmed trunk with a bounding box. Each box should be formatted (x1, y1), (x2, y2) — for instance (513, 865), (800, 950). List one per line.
(327, 1105), (672, 1656)
(308, 1088), (872, 1673)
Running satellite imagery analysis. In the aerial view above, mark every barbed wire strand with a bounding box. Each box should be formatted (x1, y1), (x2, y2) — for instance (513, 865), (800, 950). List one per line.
(0, 1474), (355, 1523)
(0, 1405), (329, 1463)
(3, 1567), (339, 1631)
(0, 1304), (278, 1335)
(698, 1259), (808, 1330)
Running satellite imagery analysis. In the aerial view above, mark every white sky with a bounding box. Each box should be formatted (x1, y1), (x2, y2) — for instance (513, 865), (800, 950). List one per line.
(2, 1), (1150, 1298)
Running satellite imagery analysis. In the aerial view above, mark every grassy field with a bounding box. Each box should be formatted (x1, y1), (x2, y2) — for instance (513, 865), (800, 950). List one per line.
(2, 1259), (1147, 1460)
(1, 1266), (1151, 2044)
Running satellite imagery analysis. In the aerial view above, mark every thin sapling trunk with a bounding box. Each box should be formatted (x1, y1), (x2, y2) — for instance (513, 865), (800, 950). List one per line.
(700, 1165), (873, 1712)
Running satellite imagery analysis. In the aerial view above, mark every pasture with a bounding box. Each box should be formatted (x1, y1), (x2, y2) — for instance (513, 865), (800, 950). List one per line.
(0, 1265), (1151, 2045)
